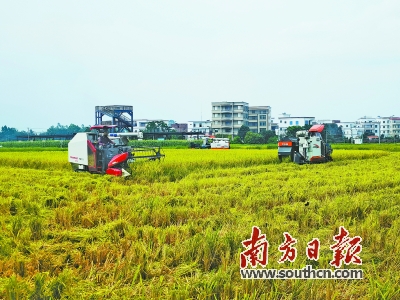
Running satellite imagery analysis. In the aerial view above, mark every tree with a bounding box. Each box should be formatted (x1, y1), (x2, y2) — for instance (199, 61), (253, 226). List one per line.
(68, 124), (82, 133)
(44, 123), (89, 135)
(260, 130), (276, 143)
(238, 125), (250, 142)
(285, 126), (303, 137)
(231, 136), (243, 144)
(267, 136), (279, 144)
(144, 121), (170, 133)
(321, 123), (344, 143)
(0, 126), (19, 141)
(244, 132), (264, 144)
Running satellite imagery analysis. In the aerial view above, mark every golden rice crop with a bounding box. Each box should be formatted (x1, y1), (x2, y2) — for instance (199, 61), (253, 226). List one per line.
(0, 147), (399, 299)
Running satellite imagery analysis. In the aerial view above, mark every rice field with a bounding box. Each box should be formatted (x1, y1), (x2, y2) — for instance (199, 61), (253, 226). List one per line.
(0, 147), (399, 299)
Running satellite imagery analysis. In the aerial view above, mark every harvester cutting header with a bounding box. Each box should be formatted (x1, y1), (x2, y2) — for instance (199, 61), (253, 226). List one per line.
(278, 124), (333, 164)
(68, 125), (164, 177)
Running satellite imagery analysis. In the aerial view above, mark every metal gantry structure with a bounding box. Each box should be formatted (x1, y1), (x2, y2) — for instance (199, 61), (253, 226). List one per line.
(95, 105), (134, 132)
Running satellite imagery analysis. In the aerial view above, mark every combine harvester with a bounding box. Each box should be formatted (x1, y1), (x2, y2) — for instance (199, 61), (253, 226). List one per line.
(278, 124), (333, 164)
(190, 137), (230, 149)
(68, 125), (164, 177)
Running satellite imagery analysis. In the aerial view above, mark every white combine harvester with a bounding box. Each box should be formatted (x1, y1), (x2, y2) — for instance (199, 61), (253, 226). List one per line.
(293, 124), (333, 164)
(68, 125), (164, 177)
(278, 124), (333, 164)
(189, 137), (230, 149)
(210, 138), (230, 149)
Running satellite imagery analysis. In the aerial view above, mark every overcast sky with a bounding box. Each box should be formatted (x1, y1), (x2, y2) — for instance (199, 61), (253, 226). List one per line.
(1, 1), (399, 131)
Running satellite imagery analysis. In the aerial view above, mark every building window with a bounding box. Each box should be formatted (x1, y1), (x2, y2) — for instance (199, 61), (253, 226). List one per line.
(260, 115), (266, 120)
(305, 120), (309, 125)
(280, 120), (282, 123)
(290, 121), (293, 125)
(260, 122), (266, 126)
(296, 121), (299, 125)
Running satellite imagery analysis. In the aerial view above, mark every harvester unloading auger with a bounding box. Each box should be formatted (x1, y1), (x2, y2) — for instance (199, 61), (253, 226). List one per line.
(278, 124), (333, 164)
(68, 125), (164, 177)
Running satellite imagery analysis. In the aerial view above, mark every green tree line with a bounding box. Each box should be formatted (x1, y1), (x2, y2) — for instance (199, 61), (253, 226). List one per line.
(0, 124), (90, 141)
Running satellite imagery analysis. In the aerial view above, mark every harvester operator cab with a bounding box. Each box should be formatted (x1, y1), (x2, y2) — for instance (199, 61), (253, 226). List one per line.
(98, 130), (115, 146)
(98, 129), (115, 147)
(309, 131), (322, 139)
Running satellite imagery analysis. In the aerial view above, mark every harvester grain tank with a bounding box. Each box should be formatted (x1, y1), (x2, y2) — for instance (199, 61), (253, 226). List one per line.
(68, 125), (164, 177)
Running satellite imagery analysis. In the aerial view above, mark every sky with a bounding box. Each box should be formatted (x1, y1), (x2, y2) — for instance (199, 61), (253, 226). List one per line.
(1, 0), (399, 131)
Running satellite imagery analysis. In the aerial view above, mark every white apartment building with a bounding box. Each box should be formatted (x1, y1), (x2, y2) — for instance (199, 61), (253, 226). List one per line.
(352, 116), (400, 138)
(211, 101), (249, 136)
(187, 120), (212, 135)
(389, 117), (400, 136)
(248, 106), (272, 133)
(315, 119), (341, 124)
(277, 113), (315, 136)
(336, 122), (360, 139)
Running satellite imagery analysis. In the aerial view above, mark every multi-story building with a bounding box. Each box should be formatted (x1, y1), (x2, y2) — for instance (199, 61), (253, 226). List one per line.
(171, 123), (188, 133)
(211, 102), (249, 136)
(315, 119), (341, 124)
(355, 116), (388, 137)
(337, 122), (362, 139)
(389, 117), (400, 137)
(132, 119), (174, 133)
(277, 113), (315, 136)
(187, 120), (212, 135)
(248, 106), (272, 132)
(270, 118), (279, 133)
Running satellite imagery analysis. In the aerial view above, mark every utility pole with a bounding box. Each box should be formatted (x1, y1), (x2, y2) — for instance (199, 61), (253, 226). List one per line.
(378, 122), (381, 144)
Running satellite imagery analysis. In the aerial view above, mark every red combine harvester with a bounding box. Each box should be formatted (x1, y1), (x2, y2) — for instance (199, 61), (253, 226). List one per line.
(68, 125), (164, 177)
